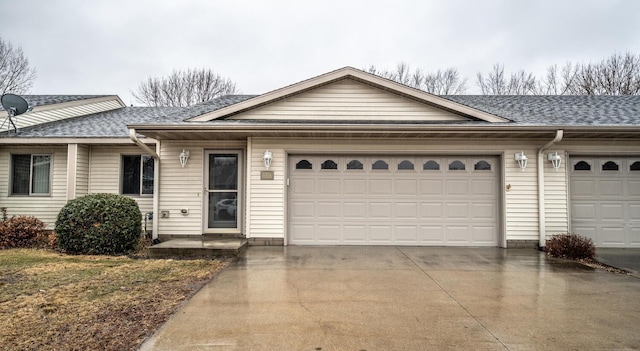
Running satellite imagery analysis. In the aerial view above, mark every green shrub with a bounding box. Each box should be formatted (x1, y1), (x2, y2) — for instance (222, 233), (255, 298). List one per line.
(0, 215), (47, 249)
(545, 233), (595, 260)
(55, 194), (142, 255)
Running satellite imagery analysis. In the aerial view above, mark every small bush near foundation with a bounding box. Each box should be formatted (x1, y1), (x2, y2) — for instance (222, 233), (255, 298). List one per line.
(545, 233), (595, 260)
(0, 215), (47, 249)
(55, 193), (142, 255)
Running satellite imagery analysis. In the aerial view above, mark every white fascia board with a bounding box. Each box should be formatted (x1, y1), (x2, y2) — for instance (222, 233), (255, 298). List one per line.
(186, 67), (508, 123)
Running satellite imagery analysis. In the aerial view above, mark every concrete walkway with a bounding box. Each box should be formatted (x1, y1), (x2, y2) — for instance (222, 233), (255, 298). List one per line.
(141, 247), (640, 350)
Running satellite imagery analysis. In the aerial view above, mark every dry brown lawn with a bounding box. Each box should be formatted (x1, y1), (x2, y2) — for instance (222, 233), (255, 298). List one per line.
(0, 249), (230, 351)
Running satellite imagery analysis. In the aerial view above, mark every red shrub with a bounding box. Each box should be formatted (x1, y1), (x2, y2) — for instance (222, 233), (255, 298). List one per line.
(0, 215), (47, 249)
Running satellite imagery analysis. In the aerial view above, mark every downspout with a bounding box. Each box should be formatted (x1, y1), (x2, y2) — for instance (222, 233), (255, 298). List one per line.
(129, 128), (160, 240)
(537, 130), (563, 248)
(129, 128), (158, 159)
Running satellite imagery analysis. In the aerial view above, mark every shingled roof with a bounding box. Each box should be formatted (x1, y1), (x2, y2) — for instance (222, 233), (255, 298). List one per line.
(0, 95), (111, 111)
(444, 95), (640, 126)
(2, 94), (640, 138)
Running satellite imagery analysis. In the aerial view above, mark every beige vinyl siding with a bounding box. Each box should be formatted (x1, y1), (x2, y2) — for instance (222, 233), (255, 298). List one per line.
(248, 141), (285, 238)
(504, 149), (540, 241)
(0, 146), (68, 228)
(88, 146), (153, 215)
(544, 151), (569, 236)
(157, 141), (246, 237)
(75, 145), (90, 196)
(229, 78), (468, 121)
(6, 98), (124, 130)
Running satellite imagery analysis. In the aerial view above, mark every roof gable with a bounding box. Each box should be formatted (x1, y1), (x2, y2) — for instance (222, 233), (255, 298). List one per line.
(1, 95), (125, 131)
(187, 67), (509, 123)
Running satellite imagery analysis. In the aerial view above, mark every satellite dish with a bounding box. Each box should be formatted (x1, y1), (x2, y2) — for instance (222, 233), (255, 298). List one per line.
(1, 93), (30, 133)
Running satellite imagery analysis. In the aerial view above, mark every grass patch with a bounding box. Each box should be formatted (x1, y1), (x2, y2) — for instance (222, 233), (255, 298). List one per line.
(0, 249), (230, 351)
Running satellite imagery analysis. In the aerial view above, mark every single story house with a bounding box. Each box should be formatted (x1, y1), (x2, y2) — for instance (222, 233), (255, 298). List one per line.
(1, 67), (639, 248)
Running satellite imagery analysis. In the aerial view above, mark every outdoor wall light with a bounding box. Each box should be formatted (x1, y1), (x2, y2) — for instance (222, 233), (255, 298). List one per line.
(263, 150), (273, 170)
(179, 149), (190, 168)
(515, 151), (528, 172)
(548, 151), (562, 171)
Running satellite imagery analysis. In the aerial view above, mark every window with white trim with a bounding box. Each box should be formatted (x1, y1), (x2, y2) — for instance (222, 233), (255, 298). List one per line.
(11, 154), (52, 195)
(121, 155), (154, 195)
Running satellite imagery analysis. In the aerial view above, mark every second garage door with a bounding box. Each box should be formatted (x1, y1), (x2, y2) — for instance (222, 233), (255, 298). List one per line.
(288, 155), (499, 246)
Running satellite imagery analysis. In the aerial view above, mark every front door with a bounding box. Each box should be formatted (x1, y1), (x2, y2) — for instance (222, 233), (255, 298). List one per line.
(205, 151), (242, 233)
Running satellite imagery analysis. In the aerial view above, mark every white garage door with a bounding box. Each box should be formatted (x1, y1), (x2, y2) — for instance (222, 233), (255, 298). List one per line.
(288, 156), (499, 246)
(570, 157), (640, 247)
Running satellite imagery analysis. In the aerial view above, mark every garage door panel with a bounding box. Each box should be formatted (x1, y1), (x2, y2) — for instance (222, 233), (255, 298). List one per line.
(599, 203), (625, 221)
(572, 203), (596, 220)
(471, 179), (495, 195)
(571, 180), (596, 197)
(630, 204), (640, 219)
(292, 224), (315, 241)
(446, 203), (469, 219)
(291, 201), (314, 218)
(472, 203), (495, 219)
(395, 202), (417, 219)
(317, 225), (340, 241)
(630, 227), (640, 246)
(344, 202), (366, 218)
(395, 179), (418, 195)
(472, 226), (496, 243)
(420, 179), (443, 196)
(600, 227), (625, 245)
(289, 155), (498, 246)
(629, 180), (640, 196)
(600, 180), (623, 196)
(370, 202), (392, 218)
(292, 179), (315, 194)
(570, 157), (640, 248)
(370, 179), (392, 195)
(420, 226), (444, 242)
(421, 203), (443, 219)
(344, 179), (366, 195)
(343, 225), (366, 242)
(318, 179), (340, 195)
(395, 225), (418, 242)
(446, 226), (470, 243)
(317, 202), (341, 218)
(370, 225), (392, 242)
(446, 179), (469, 195)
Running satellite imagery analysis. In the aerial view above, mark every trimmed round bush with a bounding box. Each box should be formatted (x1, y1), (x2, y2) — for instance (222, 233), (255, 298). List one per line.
(55, 193), (142, 255)
(0, 215), (47, 249)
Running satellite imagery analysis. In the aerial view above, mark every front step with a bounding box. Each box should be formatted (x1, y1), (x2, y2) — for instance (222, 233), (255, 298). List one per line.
(149, 238), (248, 258)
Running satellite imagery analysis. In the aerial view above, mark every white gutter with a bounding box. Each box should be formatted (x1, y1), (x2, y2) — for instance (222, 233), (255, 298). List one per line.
(537, 130), (564, 248)
(129, 128), (160, 240)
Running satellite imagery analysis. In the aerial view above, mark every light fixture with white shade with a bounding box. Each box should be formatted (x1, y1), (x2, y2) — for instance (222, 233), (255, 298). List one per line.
(179, 149), (190, 168)
(263, 150), (273, 170)
(547, 151), (562, 171)
(515, 151), (528, 172)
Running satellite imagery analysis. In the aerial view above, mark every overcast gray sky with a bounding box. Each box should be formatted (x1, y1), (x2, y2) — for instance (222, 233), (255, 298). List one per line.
(1, 0), (639, 105)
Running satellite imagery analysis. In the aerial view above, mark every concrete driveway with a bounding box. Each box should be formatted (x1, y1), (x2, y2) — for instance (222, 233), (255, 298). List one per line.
(141, 247), (640, 351)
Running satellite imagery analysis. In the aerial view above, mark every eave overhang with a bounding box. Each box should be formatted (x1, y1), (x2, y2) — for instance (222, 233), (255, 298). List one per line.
(127, 122), (640, 141)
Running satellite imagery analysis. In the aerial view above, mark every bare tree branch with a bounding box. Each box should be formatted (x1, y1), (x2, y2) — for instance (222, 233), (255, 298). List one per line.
(366, 62), (467, 94)
(131, 68), (238, 107)
(0, 37), (37, 95)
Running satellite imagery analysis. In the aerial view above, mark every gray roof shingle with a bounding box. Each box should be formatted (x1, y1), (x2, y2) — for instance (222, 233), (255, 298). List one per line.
(443, 95), (640, 125)
(0, 95), (112, 111)
(2, 94), (640, 138)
